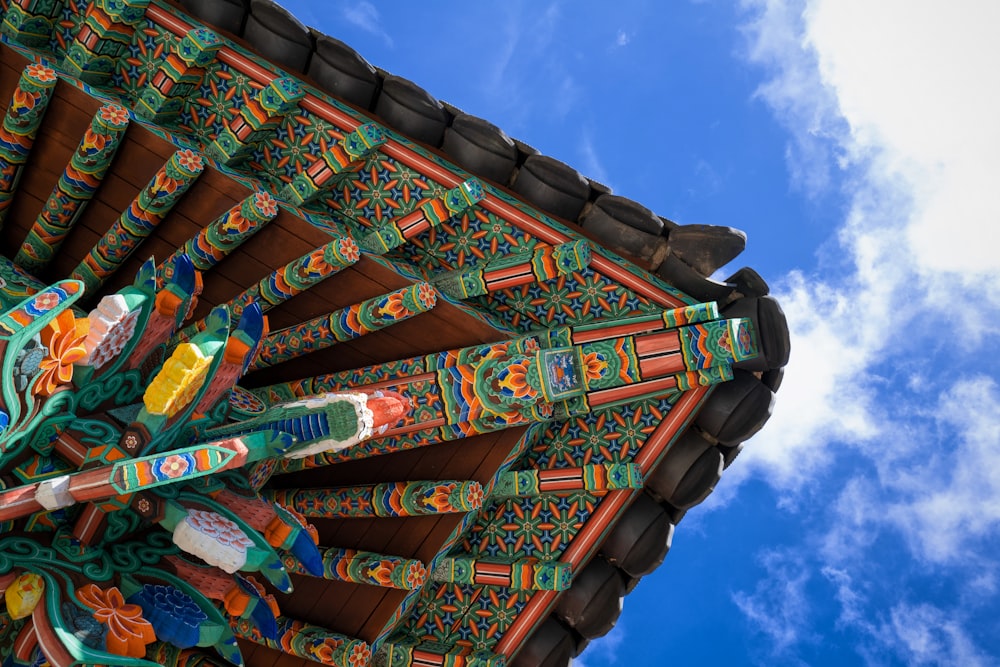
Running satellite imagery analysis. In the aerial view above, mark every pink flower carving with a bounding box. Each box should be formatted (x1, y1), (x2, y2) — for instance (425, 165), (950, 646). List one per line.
(254, 191), (278, 217)
(417, 282), (437, 309)
(187, 509), (253, 552)
(338, 238), (360, 263)
(26, 63), (56, 83)
(175, 149), (204, 172)
(98, 104), (129, 126)
(156, 454), (190, 479)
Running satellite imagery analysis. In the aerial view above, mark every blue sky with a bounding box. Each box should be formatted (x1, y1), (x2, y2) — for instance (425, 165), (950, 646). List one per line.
(281, 1), (1000, 665)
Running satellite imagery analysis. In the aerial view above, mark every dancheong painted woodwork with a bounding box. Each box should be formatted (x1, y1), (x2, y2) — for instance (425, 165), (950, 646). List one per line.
(0, 1), (790, 666)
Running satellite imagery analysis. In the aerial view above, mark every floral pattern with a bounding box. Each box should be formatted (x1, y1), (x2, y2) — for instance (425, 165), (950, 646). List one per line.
(35, 310), (89, 396)
(175, 149), (204, 173)
(254, 190), (278, 217)
(25, 63), (56, 83)
(82, 295), (140, 369)
(25, 290), (61, 314)
(174, 509), (254, 574)
(338, 237), (360, 263)
(186, 509), (253, 551)
(154, 453), (191, 480)
(347, 642), (371, 667)
(465, 482), (485, 509)
(128, 584), (206, 648)
(417, 282), (438, 309)
(406, 561), (428, 588)
(98, 103), (130, 126)
(76, 584), (155, 658)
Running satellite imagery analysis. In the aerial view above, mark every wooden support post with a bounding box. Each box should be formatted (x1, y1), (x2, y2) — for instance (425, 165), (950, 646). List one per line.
(61, 0), (151, 85)
(266, 479), (483, 519)
(207, 77), (304, 166)
(282, 546), (428, 590)
(15, 103), (129, 273)
(230, 615), (370, 667)
(1, 0), (66, 47)
(431, 555), (572, 591)
(375, 640), (504, 667)
(435, 240), (591, 300)
(134, 28), (222, 123)
(71, 149), (205, 293)
(158, 190), (279, 283)
(279, 122), (386, 206)
(252, 282), (438, 369)
(359, 178), (484, 254)
(0, 62), (57, 229)
(492, 463), (643, 498)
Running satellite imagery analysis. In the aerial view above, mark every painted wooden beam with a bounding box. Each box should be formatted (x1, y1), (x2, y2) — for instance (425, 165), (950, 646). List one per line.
(491, 463), (643, 498)
(251, 282), (438, 369)
(434, 240), (591, 300)
(431, 555), (572, 592)
(230, 615), (370, 667)
(172, 235), (360, 345)
(0, 62), (57, 229)
(15, 103), (128, 273)
(359, 178), (484, 254)
(61, 0), (151, 84)
(279, 122), (386, 206)
(375, 640), (504, 667)
(206, 76), (304, 166)
(158, 190), (280, 282)
(134, 27), (222, 123)
(71, 148), (205, 293)
(1, 0), (65, 47)
(266, 480), (484, 519)
(283, 546), (428, 590)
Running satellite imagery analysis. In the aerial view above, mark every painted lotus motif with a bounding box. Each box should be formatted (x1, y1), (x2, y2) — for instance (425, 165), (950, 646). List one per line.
(97, 104), (129, 126)
(174, 509), (253, 574)
(35, 310), (89, 396)
(153, 453), (192, 480)
(25, 63), (56, 83)
(254, 190), (278, 217)
(129, 583), (206, 648)
(82, 294), (140, 369)
(76, 584), (155, 658)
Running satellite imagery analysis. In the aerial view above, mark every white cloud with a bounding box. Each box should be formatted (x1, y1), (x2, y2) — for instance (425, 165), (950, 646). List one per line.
(805, 1), (1000, 279)
(727, 1), (1000, 662)
(732, 549), (815, 654)
(883, 376), (1000, 566)
(821, 571), (994, 667)
(734, 0), (1000, 490)
(884, 603), (992, 667)
(342, 2), (394, 47)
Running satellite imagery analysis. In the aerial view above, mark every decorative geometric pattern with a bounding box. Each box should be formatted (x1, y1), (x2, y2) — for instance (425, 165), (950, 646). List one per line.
(253, 282), (438, 369)
(0, 62), (57, 228)
(15, 103), (129, 274)
(0, 6), (766, 666)
(71, 148), (205, 292)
